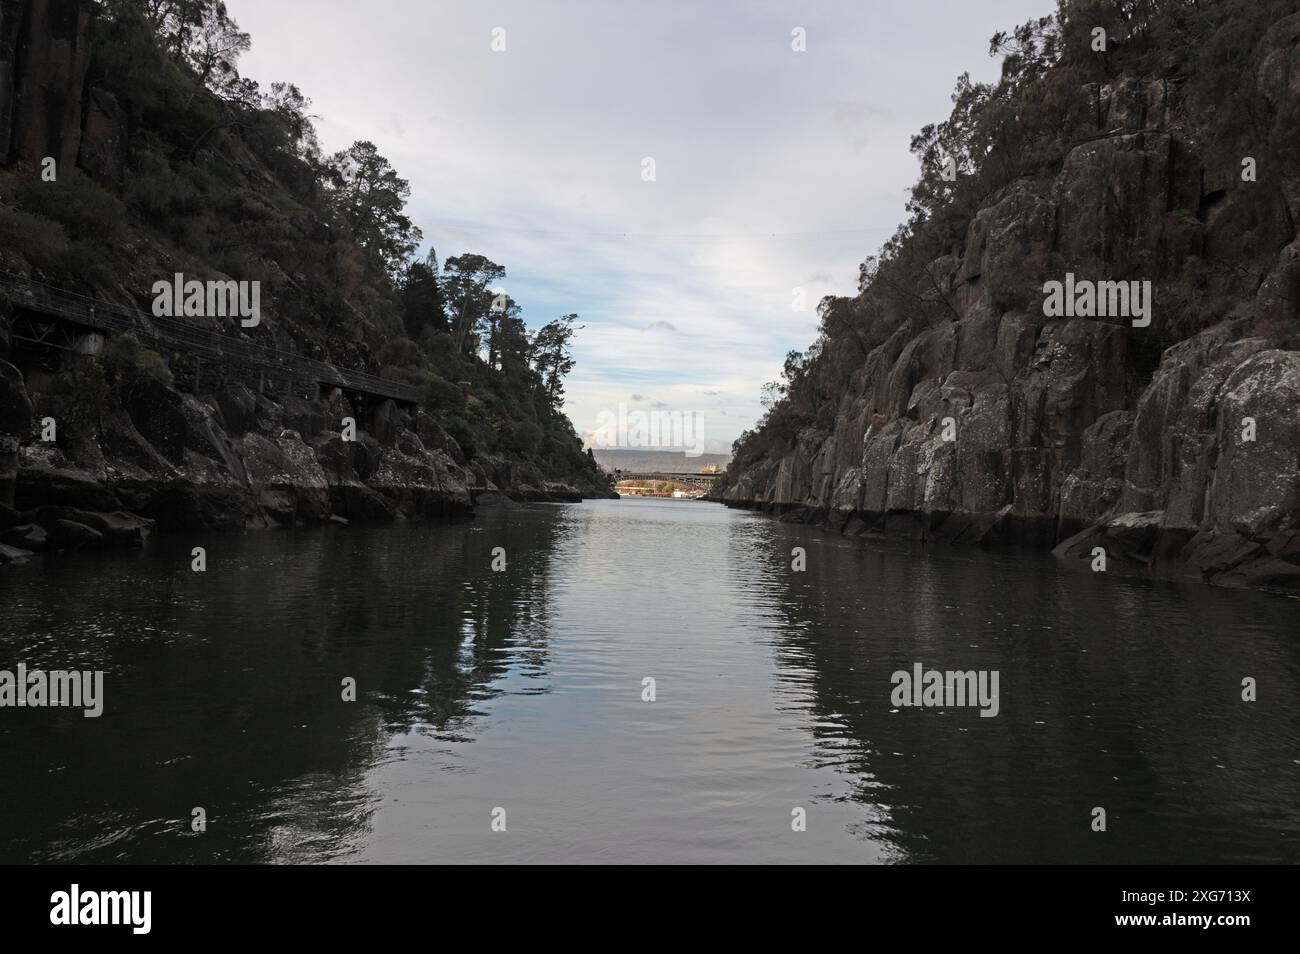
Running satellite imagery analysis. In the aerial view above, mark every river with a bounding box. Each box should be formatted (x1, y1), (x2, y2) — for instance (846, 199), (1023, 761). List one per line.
(1, 497), (1297, 863)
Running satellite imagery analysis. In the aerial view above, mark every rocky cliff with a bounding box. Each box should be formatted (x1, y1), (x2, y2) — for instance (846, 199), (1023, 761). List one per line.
(716, 1), (1300, 592)
(0, 0), (612, 564)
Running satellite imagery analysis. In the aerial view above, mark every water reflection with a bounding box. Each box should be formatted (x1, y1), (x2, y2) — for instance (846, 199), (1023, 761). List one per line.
(1, 500), (1297, 863)
(0, 508), (568, 862)
(739, 515), (1300, 863)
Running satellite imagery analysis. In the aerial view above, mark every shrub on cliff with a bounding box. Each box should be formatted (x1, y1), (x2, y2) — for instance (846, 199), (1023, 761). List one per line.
(440, 412), (479, 461)
(2, 0), (609, 496)
(0, 208), (69, 270)
(420, 373), (463, 413)
(39, 358), (109, 466)
(731, 0), (1300, 473)
(12, 169), (126, 245)
(501, 419), (544, 456)
(377, 337), (424, 369)
(102, 333), (174, 400)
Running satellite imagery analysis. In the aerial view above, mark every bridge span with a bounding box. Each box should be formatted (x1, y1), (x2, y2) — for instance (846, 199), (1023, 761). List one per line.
(611, 470), (720, 495)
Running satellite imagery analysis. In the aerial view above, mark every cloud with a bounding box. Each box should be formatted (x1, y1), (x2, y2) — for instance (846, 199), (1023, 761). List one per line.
(233, 0), (1045, 451)
(830, 100), (889, 151)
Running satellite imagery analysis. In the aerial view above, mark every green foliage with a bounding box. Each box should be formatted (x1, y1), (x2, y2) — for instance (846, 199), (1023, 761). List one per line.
(0, 207), (70, 268)
(102, 332), (174, 399)
(12, 169), (127, 243)
(730, 0), (1300, 479)
(259, 82), (320, 161)
(65, 239), (122, 290)
(322, 140), (422, 276)
(0, 0), (607, 494)
(441, 253), (506, 355)
(377, 336), (424, 368)
(123, 144), (203, 222)
(42, 357), (109, 458)
(420, 373), (463, 412)
(0, 177), (119, 282)
(87, 1), (174, 121)
(531, 313), (580, 409)
(401, 250), (448, 339)
(501, 418), (544, 455)
(439, 411), (479, 459)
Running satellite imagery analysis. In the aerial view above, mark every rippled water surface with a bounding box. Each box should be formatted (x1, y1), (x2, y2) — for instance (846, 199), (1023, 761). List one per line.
(1, 498), (1297, 863)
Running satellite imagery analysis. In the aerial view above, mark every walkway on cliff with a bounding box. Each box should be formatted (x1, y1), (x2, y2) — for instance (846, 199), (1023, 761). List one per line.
(1, 273), (420, 407)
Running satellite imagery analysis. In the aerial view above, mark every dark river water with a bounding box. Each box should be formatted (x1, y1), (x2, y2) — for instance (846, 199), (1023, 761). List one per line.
(1, 498), (1297, 864)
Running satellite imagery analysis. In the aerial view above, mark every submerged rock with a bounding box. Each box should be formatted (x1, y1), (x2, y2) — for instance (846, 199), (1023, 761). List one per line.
(49, 519), (103, 552)
(0, 542), (33, 564)
(1, 522), (47, 551)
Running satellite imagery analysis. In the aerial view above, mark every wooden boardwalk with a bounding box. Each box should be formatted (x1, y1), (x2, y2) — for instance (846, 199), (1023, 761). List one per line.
(1, 273), (420, 406)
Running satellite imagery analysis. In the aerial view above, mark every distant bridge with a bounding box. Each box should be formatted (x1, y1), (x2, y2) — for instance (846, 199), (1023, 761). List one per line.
(611, 470), (720, 493)
(0, 273), (420, 407)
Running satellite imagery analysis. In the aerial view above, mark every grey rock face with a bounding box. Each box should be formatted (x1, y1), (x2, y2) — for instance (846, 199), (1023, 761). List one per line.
(717, 14), (1300, 591)
(2, 0), (91, 167)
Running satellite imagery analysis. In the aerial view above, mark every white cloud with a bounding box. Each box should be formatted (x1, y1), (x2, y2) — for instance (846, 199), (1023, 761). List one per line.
(232, 0), (1051, 452)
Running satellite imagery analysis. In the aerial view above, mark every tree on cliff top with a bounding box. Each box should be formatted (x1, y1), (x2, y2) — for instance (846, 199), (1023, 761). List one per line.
(441, 254), (507, 355)
(6, 0), (607, 492)
(323, 140), (423, 277)
(531, 314), (580, 410)
(400, 250), (449, 339)
(138, 0), (250, 99)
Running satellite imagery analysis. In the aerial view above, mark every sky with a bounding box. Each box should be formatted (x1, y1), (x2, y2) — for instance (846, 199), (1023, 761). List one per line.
(232, 0), (1052, 455)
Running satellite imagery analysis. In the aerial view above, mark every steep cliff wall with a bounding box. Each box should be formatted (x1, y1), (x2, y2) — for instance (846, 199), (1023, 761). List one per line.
(0, 0), (89, 167)
(0, 0), (612, 562)
(716, 3), (1300, 591)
